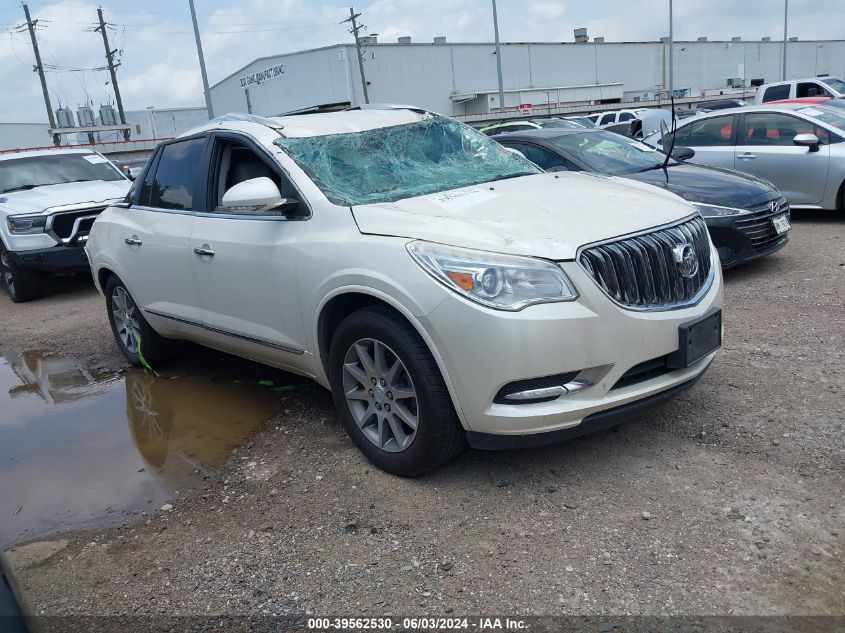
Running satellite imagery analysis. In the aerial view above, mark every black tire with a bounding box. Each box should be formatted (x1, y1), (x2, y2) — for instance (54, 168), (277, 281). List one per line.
(328, 305), (466, 477)
(104, 274), (172, 367)
(0, 241), (45, 303)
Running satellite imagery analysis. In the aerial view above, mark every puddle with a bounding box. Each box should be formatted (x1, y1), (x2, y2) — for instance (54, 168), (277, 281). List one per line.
(0, 349), (300, 549)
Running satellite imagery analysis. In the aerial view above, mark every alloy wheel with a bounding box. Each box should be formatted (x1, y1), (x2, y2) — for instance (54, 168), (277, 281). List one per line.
(341, 338), (419, 453)
(0, 251), (13, 293)
(111, 286), (141, 353)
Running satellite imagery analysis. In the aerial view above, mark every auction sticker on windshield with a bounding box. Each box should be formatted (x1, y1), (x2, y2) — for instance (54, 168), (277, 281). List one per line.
(429, 188), (499, 211)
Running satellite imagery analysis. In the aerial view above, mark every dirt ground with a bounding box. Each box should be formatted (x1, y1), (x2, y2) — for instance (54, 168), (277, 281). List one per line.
(2, 210), (843, 618)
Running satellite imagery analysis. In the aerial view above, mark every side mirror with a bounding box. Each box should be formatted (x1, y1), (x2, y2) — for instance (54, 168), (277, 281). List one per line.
(793, 133), (820, 152)
(672, 147), (696, 161)
(220, 177), (292, 214)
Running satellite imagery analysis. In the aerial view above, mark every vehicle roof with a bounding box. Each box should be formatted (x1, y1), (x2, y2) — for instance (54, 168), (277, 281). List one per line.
(184, 108), (431, 139)
(758, 77), (843, 87)
(0, 147), (101, 162)
(677, 102), (829, 120)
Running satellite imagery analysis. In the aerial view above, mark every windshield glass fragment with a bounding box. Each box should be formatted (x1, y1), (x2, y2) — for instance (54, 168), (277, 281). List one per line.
(273, 116), (540, 206)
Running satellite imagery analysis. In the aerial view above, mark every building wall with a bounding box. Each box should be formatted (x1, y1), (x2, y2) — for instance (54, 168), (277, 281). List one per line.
(0, 123), (52, 151)
(210, 39), (845, 118)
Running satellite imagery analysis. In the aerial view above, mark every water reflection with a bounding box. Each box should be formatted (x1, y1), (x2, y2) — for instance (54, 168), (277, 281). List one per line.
(0, 349), (285, 548)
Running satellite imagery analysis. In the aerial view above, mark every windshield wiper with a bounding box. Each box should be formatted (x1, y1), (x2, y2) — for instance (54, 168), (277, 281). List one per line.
(0, 184), (38, 194)
(636, 164), (669, 173)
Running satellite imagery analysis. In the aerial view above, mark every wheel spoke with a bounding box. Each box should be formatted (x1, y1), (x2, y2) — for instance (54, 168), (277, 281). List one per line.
(356, 402), (376, 430)
(373, 341), (388, 375)
(392, 401), (418, 431)
(387, 414), (410, 449)
(390, 386), (415, 401)
(354, 342), (375, 375)
(345, 386), (370, 401)
(343, 362), (369, 387)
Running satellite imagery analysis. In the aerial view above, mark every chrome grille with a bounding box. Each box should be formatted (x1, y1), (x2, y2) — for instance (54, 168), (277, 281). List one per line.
(735, 197), (789, 251)
(579, 216), (713, 310)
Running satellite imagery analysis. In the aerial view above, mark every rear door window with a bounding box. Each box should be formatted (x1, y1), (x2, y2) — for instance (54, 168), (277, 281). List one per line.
(147, 137), (207, 210)
(618, 112), (635, 122)
(685, 115), (735, 146)
(762, 84), (790, 102)
(598, 113), (616, 126)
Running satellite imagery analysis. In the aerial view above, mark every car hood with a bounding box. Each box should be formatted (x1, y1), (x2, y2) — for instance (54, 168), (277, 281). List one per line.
(0, 180), (131, 215)
(624, 163), (779, 208)
(351, 172), (696, 260)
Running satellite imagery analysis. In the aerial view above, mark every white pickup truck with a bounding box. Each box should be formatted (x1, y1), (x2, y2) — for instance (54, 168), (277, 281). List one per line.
(0, 148), (131, 302)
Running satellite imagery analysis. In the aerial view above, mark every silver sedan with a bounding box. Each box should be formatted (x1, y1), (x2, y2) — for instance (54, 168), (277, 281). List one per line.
(644, 103), (845, 210)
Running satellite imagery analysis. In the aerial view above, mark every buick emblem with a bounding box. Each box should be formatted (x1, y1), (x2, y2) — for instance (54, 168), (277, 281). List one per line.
(672, 243), (699, 279)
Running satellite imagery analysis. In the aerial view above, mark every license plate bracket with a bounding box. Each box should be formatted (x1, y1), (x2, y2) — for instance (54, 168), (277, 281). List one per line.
(666, 308), (722, 369)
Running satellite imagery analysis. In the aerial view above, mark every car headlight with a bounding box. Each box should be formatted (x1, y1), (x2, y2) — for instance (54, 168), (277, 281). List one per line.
(694, 203), (752, 218)
(407, 241), (577, 311)
(6, 214), (48, 234)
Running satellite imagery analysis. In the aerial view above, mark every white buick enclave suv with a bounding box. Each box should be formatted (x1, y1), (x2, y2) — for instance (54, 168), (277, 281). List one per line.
(86, 107), (723, 476)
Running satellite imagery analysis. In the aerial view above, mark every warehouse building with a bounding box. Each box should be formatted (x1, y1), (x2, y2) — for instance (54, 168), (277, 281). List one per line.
(209, 35), (845, 120)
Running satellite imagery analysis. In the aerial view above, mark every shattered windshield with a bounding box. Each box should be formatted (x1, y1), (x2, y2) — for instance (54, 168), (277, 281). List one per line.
(273, 116), (540, 206)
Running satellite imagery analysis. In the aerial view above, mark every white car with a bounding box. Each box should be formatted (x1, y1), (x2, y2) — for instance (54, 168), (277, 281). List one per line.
(587, 108), (646, 128)
(754, 77), (845, 103)
(0, 148), (131, 302)
(86, 108), (723, 476)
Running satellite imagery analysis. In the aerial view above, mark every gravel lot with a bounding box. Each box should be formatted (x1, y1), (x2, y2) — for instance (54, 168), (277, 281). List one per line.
(2, 210), (844, 618)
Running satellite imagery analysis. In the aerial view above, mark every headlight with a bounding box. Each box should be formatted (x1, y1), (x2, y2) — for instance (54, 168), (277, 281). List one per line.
(407, 241), (577, 311)
(6, 214), (48, 234)
(694, 203), (751, 218)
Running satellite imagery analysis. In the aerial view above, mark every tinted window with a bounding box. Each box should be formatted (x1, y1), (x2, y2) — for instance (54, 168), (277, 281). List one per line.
(796, 82), (828, 98)
(618, 112), (635, 122)
(743, 112), (829, 146)
(762, 84), (790, 102)
(685, 115), (734, 146)
(503, 142), (573, 171)
(148, 137), (206, 210)
(598, 113), (616, 126)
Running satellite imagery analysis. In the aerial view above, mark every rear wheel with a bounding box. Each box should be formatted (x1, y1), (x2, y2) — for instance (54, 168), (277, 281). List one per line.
(104, 275), (172, 367)
(328, 305), (466, 477)
(0, 242), (44, 303)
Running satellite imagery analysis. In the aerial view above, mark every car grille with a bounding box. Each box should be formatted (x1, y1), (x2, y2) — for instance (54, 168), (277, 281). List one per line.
(49, 207), (105, 242)
(578, 216), (712, 310)
(611, 355), (671, 390)
(734, 197), (789, 251)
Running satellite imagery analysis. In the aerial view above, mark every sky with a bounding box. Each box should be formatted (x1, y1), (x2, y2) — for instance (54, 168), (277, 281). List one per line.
(0, 0), (841, 123)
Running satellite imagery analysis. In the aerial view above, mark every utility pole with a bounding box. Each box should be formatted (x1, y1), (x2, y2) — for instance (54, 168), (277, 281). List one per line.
(22, 3), (57, 134)
(668, 0), (674, 97)
(491, 0), (505, 114)
(188, 0), (214, 118)
(96, 7), (129, 141)
(782, 0), (789, 80)
(342, 7), (369, 104)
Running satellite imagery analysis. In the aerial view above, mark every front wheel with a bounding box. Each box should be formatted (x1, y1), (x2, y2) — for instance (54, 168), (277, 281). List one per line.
(104, 275), (172, 367)
(328, 305), (466, 477)
(0, 242), (45, 303)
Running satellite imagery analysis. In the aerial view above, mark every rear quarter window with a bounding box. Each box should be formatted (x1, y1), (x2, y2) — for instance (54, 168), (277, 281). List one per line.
(762, 84), (791, 102)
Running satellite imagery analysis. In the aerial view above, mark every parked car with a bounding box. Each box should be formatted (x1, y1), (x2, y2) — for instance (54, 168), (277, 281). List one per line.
(588, 108), (646, 128)
(754, 77), (845, 103)
(643, 103), (845, 210)
(86, 108), (723, 476)
(767, 96), (845, 111)
(698, 98), (750, 110)
(480, 118), (585, 136)
(113, 157), (149, 180)
(0, 148), (132, 302)
(496, 128), (790, 267)
(563, 115), (598, 128)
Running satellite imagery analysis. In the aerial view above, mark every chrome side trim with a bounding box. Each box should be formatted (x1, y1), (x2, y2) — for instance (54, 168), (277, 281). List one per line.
(143, 309), (305, 355)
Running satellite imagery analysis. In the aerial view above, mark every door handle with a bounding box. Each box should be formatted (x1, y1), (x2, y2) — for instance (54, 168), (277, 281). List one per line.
(738, 153), (757, 159)
(124, 236), (142, 246)
(193, 245), (215, 257)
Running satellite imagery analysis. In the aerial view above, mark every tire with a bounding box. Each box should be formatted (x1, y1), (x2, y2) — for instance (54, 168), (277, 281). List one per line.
(104, 275), (172, 367)
(328, 305), (466, 477)
(0, 241), (45, 303)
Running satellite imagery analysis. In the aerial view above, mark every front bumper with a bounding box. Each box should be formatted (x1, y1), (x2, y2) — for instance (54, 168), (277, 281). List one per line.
(704, 211), (789, 269)
(420, 254), (723, 440)
(5, 244), (89, 273)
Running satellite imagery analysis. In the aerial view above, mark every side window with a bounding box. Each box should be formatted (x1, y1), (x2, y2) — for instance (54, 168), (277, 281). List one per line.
(743, 113), (829, 146)
(618, 112), (635, 122)
(762, 84), (790, 102)
(598, 113), (616, 126)
(504, 143), (573, 171)
(148, 137), (206, 210)
(212, 138), (306, 217)
(137, 151), (159, 206)
(663, 124), (691, 148)
(686, 115), (735, 146)
(796, 82), (829, 98)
